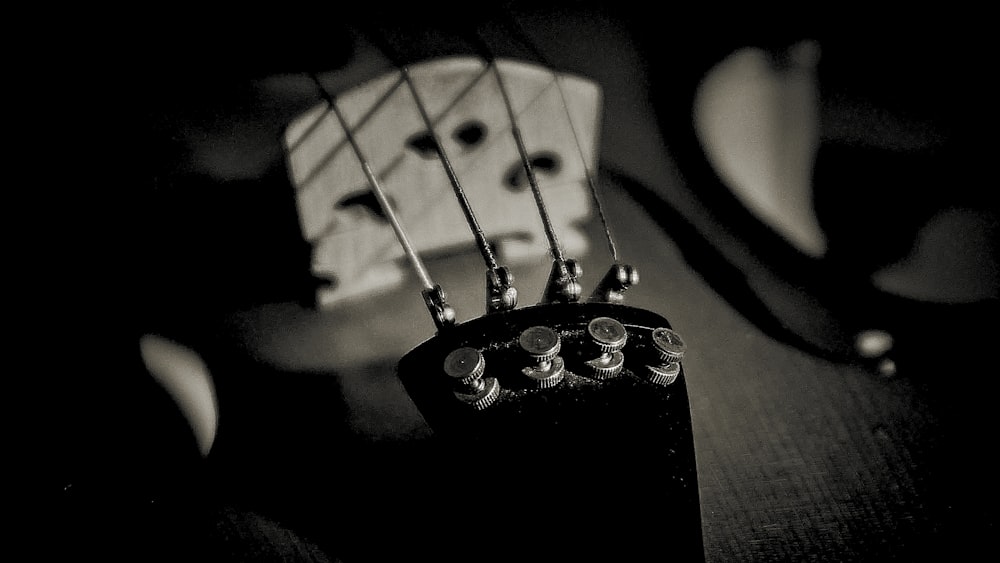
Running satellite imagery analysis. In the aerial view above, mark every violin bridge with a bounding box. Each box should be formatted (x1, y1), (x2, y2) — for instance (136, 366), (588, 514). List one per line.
(284, 57), (601, 307)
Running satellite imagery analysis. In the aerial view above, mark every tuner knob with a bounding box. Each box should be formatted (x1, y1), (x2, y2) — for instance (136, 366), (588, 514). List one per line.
(643, 327), (686, 387)
(519, 326), (561, 362)
(444, 347), (500, 410)
(519, 326), (565, 388)
(651, 327), (685, 364)
(645, 362), (681, 387)
(584, 317), (627, 379)
(444, 346), (486, 386)
(588, 317), (628, 354)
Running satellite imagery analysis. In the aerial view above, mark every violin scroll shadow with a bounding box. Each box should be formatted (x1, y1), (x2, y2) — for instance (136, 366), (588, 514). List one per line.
(395, 302), (704, 563)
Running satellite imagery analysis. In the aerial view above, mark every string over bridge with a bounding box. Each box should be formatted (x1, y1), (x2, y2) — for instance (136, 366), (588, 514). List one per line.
(315, 75), (456, 331)
(399, 66), (518, 314)
(488, 61), (584, 304)
(286, 58), (601, 308)
(474, 23), (640, 304)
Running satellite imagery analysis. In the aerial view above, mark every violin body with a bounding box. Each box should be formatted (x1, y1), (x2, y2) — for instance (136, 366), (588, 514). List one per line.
(57, 5), (998, 562)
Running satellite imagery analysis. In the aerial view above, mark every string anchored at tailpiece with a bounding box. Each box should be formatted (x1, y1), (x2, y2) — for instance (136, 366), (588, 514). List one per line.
(400, 66), (518, 314)
(471, 20), (639, 304)
(488, 60), (582, 304)
(312, 74), (456, 331)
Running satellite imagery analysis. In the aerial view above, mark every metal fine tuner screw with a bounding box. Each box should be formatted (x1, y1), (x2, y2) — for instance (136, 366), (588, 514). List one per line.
(645, 327), (686, 386)
(444, 346), (500, 410)
(584, 317), (628, 379)
(519, 326), (565, 388)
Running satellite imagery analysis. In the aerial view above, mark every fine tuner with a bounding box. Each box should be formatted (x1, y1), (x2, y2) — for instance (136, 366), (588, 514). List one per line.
(400, 303), (690, 429)
(430, 313), (687, 411)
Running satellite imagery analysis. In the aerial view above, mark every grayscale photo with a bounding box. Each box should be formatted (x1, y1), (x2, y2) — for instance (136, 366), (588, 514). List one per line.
(51, 3), (997, 561)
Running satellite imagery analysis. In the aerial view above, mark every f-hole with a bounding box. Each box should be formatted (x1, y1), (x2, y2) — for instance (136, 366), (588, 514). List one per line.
(452, 121), (486, 149)
(335, 191), (398, 222)
(505, 151), (562, 191)
(406, 120), (487, 159)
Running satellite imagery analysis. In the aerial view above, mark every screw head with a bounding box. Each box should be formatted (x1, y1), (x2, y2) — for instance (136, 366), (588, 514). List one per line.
(587, 317), (628, 354)
(651, 327), (685, 364)
(519, 326), (561, 362)
(444, 347), (485, 387)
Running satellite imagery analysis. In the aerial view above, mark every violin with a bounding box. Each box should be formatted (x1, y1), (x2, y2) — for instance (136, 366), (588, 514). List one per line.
(60, 5), (998, 562)
(227, 13), (704, 557)
(105, 8), (707, 562)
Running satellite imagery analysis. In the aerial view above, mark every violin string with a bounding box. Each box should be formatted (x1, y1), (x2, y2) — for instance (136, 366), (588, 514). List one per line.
(360, 25), (503, 274)
(303, 64), (494, 249)
(398, 67), (500, 271)
(310, 70), (553, 275)
(289, 74), (404, 155)
(295, 74), (407, 192)
(550, 75), (618, 261)
(310, 74), (437, 292)
(487, 13), (621, 262)
(488, 60), (566, 263)
(463, 29), (569, 263)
